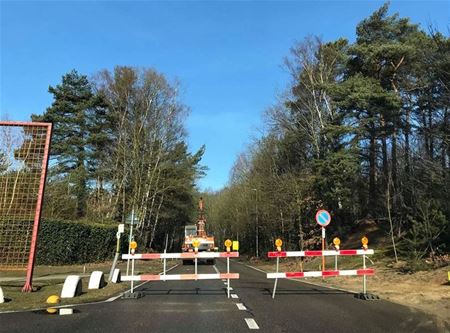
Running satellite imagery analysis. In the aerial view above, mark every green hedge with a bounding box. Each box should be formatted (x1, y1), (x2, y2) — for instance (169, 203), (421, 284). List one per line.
(36, 220), (127, 265)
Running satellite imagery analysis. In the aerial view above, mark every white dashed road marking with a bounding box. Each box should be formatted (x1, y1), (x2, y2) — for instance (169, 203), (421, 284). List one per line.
(231, 294), (239, 299)
(245, 318), (260, 329)
(236, 303), (247, 310)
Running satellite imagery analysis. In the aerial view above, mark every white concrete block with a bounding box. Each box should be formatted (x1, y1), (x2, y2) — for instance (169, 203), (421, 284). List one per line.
(88, 271), (106, 290)
(111, 268), (121, 283)
(61, 275), (82, 298)
(0, 287), (4, 303)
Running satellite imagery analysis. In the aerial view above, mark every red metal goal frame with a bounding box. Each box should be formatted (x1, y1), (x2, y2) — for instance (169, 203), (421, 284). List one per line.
(0, 121), (52, 292)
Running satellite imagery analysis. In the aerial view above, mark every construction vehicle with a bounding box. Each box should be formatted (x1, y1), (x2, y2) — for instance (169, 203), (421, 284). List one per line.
(182, 197), (216, 265)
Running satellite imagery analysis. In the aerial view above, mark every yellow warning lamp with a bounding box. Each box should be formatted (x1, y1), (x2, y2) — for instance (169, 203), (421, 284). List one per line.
(225, 239), (232, 252)
(46, 295), (60, 314)
(275, 238), (283, 252)
(192, 239), (200, 253)
(46, 295), (60, 303)
(333, 237), (340, 250)
(361, 236), (369, 250)
(130, 240), (137, 254)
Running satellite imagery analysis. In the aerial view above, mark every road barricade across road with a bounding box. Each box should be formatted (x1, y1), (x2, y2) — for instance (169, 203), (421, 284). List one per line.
(121, 239), (239, 298)
(267, 238), (377, 299)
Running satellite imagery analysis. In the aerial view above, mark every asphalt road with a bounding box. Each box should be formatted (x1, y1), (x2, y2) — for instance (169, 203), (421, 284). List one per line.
(0, 259), (444, 333)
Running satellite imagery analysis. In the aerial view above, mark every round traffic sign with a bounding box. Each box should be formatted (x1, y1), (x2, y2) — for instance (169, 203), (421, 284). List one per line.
(315, 209), (331, 227)
(224, 239), (232, 248)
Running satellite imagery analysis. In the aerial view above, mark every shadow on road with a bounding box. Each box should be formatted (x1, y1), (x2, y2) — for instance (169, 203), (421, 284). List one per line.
(261, 288), (354, 296)
(139, 287), (227, 296)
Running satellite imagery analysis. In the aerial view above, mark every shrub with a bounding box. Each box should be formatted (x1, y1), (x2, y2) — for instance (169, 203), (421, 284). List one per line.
(36, 220), (127, 265)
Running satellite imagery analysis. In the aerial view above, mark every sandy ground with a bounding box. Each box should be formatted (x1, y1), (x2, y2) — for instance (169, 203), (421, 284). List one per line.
(249, 258), (450, 329)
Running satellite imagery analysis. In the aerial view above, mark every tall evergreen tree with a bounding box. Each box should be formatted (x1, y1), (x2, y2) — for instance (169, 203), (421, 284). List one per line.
(33, 70), (107, 218)
(208, 3), (449, 263)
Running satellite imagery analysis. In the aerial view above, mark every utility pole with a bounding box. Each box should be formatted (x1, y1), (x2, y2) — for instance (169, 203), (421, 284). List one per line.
(252, 188), (259, 258)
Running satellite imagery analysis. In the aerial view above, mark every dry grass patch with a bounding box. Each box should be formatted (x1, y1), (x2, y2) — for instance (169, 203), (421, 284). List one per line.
(247, 256), (450, 328)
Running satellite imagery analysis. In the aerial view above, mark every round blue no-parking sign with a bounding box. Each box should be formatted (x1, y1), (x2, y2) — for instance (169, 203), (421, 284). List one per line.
(315, 209), (331, 227)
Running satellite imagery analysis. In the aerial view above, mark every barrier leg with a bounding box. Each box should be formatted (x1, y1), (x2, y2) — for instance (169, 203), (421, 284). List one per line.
(163, 250), (167, 280)
(335, 255), (337, 271)
(126, 252), (130, 276)
(272, 256), (279, 299)
(195, 257), (198, 278)
(363, 254), (366, 294)
(131, 256), (135, 294)
(227, 256), (230, 298)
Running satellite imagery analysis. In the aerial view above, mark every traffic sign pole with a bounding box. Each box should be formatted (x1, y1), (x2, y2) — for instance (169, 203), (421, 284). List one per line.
(315, 210), (331, 273)
(126, 208), (135, 276)
(322, 227), (325, 272)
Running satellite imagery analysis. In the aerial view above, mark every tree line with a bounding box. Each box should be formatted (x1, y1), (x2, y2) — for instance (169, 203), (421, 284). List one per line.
(204, 4), (449, 266)
(33, 66), (205, 251)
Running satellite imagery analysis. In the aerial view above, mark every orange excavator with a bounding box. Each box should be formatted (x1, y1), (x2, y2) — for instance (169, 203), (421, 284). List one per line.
(182, 197), (216, 265)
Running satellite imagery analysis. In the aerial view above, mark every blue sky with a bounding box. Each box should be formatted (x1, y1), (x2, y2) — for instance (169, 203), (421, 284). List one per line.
(1, 1), (448, 191)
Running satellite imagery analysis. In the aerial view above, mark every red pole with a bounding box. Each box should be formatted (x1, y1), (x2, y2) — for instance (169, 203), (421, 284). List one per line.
(22, 123), (52, 292)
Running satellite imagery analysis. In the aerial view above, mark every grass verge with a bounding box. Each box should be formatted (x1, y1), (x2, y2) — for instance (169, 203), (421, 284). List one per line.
(0, 259), (178, 312)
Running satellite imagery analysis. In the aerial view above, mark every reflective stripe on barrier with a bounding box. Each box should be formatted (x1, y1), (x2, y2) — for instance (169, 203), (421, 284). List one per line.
(267, 269), (374, 279)
(122, 252), (239, 260)
(267, 249), (374, 258)
(122, 273), (239, 281)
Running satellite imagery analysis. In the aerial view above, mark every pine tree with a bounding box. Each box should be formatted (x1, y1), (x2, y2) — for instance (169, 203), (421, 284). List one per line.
(33, 70), (107, 218)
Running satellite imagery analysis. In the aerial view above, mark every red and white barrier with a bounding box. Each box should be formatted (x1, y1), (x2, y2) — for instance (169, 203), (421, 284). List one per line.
(123, 273), (239, 281)
(268, 249), (374, 258)
(267, 268), (374, 279)
(268, 247), (375, 298)
(122, 251), (239, 298)
(122, 252), (238, 260)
